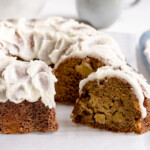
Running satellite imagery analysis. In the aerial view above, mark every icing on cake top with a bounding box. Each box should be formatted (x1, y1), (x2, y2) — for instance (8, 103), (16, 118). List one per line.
(0, 52), (57, 108)
(0, 17), (125, 68)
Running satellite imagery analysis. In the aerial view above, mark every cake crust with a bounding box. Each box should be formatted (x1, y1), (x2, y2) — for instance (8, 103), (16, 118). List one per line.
(0, 99), (58, 134)
(139, 98), (150, 134)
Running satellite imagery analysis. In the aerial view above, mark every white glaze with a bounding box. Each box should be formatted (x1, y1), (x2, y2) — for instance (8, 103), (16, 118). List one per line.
(0, 17), (125, 67)
(79, 66), (150, 118)
(1, 59), (57, 108)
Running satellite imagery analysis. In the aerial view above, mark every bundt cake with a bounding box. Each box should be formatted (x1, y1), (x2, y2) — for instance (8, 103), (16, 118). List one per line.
(0, 17), (125, 104)
(0, 51), (58, 133)
(71, 66), (150, 134)
(0, 17), (150, 134)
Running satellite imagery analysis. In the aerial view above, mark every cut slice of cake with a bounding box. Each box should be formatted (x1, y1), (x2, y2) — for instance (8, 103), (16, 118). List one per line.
(0, 53), (58, 133)
(53, 33), (126, 104)
(71, 66), (150, 134)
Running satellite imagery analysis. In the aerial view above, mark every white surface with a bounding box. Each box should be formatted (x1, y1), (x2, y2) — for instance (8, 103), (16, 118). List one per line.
(0, 0), (150, 150)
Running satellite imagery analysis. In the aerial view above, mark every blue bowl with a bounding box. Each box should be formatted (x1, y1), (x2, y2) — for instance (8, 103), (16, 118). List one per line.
(139, 30), (150, 72)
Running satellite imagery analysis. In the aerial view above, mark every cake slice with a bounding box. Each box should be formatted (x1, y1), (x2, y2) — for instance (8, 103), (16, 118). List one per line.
(71, 66), (150, 134)
(53, 33), (126, 104)
(0, 53), (58, 133)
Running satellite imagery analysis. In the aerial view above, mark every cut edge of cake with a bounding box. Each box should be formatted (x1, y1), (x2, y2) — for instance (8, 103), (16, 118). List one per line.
(71, 65), (150, 134)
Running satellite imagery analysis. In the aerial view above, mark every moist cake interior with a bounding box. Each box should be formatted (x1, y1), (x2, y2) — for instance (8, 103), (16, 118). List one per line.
(71, 77), (142, 133)
(54, 57), (105, 104)
(0, 99), (58, 133)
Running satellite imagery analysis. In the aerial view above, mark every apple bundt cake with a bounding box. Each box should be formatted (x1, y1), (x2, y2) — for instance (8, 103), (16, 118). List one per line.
(0, 17), (150, 134)
(71, 66), (150, 134)
(0, 17), (125, 104)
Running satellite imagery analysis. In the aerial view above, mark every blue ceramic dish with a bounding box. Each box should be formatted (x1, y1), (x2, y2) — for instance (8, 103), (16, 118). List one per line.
(139, 30), (150, 72)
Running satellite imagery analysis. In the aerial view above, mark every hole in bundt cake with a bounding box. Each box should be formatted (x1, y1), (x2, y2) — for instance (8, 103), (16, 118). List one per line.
(54, 57), (105, 104)
(71, 77), (143, 133)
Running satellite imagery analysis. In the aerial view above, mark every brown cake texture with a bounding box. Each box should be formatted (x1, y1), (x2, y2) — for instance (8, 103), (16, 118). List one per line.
(54, 57), (105, 104)
(71, 77), (150, 134)
(0, 99), (58, 134)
